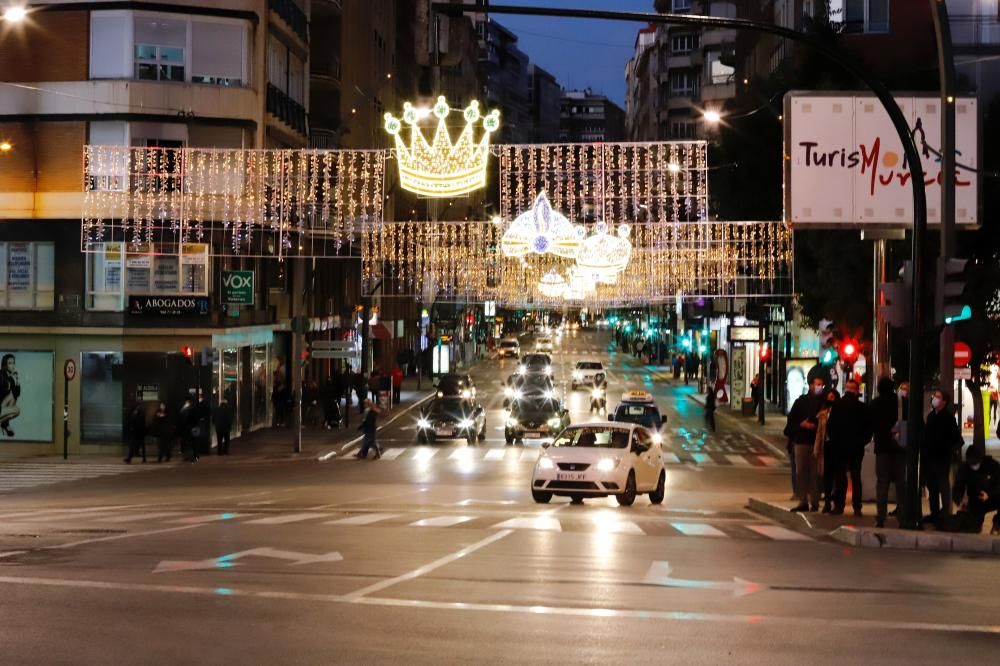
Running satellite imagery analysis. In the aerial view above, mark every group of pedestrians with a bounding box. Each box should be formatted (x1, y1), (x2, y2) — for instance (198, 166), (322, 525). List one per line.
(124, 394), (234, 464)
(785, 375), (1000, 534)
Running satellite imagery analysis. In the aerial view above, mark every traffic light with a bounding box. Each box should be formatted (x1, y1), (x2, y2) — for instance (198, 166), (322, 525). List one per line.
(840, 339), (859, 365)
(180, 346), (194, 365)
(879, 261), (912, 329)
(820, 347), (837, 366)
(759, 343), (771, 363)
(938, 257), (970, 325)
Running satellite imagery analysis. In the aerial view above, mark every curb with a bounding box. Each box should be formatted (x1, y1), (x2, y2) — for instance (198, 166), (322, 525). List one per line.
(746, 497), (819, 534)
(830, 525), (1000, 555)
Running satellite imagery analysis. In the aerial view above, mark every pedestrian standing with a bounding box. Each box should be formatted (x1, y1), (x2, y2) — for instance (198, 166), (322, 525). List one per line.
(322, 377), (341, 430)
(178, 397), (200, 462)
(124, 404), (147, 464)
(214, 396), (234, 455)
(354, 371), (368, 415)
(785, 376), (826, 512)
(153, 402), (173, 463)
(704, 388), (716, 432)
(922, 389), (963, 524)
(356, 399), (382, 460)
(812, 389), (836, 510)
(391, 365), (404, 404)
(870, 378), (906, 528)
(826, 380), (871, 515)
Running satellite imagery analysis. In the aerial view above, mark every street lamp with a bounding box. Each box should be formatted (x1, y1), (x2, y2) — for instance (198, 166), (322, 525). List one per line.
(703, 109), (722, 124)
(0, 141), (12, 153)
(2, 5), (28, 22)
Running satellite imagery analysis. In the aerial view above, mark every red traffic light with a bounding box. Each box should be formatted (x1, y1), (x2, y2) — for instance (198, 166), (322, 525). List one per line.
(759, 343), (771, 362)
(839, 339), (859, 363)
(181, 345), (193, 358)
(843, 342), (856, 357)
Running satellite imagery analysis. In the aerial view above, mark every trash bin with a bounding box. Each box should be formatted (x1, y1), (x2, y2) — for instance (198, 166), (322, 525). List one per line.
(741, 397), (755, 417)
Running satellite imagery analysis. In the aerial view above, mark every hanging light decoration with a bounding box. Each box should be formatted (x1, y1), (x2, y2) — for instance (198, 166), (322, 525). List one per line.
(537, 269), (568, 297)
(500, 190), (583, 259)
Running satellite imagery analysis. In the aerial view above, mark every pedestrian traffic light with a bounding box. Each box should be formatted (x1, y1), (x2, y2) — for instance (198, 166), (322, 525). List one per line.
(759, 343), (771, 363)
(840, 339), (859, 365)
(820, 347), (837, 366)
(180, 346), (194, 365)
(938, 257), (970, 325)
(879, 261), (912, 330)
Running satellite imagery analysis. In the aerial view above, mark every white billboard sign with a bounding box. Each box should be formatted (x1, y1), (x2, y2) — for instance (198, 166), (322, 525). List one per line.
(786, 93), (978, 226)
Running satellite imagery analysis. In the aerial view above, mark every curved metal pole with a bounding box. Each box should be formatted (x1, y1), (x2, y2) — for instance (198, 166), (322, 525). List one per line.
(434, 3), (929, 526)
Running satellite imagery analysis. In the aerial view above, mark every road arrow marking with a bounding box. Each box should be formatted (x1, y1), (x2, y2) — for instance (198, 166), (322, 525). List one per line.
(641, 561), (765, 598)
(154, 547), (343, 573)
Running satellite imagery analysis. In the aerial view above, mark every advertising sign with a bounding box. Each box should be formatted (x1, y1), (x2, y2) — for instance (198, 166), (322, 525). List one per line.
(222, 270), (255, 305)
(786, 93), (978, 226)
(128, 295), (210, 316)
(784, 358), (817, 415)
(7, 242), (31, 290)
(0, 351), (54, 442)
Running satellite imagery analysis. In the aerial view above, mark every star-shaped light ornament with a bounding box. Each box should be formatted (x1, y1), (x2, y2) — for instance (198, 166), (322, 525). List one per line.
(501, 191), (583, 259)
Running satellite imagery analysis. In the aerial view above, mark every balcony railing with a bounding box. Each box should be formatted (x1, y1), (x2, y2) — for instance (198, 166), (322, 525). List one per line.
(269, 0), (309, 43)
(267, 84), (308, 135)
(950, 15), (1000, 48)
(312, 53), (341, 82)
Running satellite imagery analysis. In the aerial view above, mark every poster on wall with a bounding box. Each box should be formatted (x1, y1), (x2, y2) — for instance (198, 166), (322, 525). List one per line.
(785, 358), (818, 415)
(0, 350), (54, 442)
(7, 243), (32, 290)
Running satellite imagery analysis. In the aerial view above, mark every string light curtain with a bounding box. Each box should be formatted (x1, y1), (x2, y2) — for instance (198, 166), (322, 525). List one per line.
(81, 145), (384, 258)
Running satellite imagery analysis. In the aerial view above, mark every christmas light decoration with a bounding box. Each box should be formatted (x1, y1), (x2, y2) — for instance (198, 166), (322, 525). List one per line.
(384, 96), (500, 198)
(575, 221), (632, 279)
(501, 190), (582, 259)
(537, 269), (568, 298)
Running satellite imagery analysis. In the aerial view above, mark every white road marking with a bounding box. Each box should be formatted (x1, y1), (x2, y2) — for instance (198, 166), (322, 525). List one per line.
(670, 522), (727, 537)
(245, 513), (331, 525)
(412, 448), (439, 461)
(379, 448), (407, 460)
(484, 449), (507, 461)
(691, 453), (712, 465)
(588, 518), (645, 535)
(519, 449), (540, 462)
(46, 523), (207, 550)
(746, 524), (812, 541)
(409, 515), (476, 528)
(726, 454), (752, 466)
(342, 529), (513, 600)
(168, 513), (251, 524)
(325, 513), (401, 526)
(492, 517), (562, 531)
(449, 448), (476, 460)
(663, 453), (681, 464)
(97, 512), (188, 524)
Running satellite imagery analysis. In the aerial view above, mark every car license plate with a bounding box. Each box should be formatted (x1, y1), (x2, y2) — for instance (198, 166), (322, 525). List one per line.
(556, 473), (586, 481)
(435, 428), (453, 437)
(524, 432), (541, 439)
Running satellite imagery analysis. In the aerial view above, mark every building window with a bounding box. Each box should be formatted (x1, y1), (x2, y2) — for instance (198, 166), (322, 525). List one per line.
(671, 33), (699, 54)
(0, 242), (55, 311)
(671, 121), (696, 139)
(86, 242), (209, 312)
(134, 16), (186, 81)
(672, 0), (692, 12)
(80, 352), (124, 444)
(670, 70), (699, 97)
(842, 0), (889, 34)
(706, 50), (735, 84)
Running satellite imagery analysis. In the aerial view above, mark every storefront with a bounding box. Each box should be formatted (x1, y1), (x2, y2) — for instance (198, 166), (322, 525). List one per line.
(210, 326), (280, 437)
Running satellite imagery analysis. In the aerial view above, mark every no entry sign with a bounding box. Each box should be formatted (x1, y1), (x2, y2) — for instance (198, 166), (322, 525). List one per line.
(954, 342), (972, 367)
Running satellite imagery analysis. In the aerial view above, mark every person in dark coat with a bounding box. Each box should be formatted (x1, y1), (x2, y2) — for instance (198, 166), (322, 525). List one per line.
(826, 378), (872, 516)
(178, 397), (199, 462)
(922, 389), (963, 523)
(704, 388), (716, 433)
(153, 402), (174, 463)
(124, 404), (147, 464)
(214, 397), (234, 455)
(355, 399), (382, 460)
(952, 446), (1000, 535)
(322, 377), (341, 430)
(869, 378), (906, 527)
(354, 371), (368, 415)
(785, 376), (827, 511)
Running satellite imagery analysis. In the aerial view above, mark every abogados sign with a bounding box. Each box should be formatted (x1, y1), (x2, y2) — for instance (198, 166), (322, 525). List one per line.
(129, 295), (210, 316)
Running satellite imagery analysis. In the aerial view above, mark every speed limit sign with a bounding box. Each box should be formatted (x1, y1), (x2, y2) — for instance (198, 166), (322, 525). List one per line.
(64, 358), (77, 381)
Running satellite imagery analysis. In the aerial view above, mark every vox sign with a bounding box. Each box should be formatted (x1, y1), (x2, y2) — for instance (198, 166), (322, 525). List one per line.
(222, 270), (255, 305)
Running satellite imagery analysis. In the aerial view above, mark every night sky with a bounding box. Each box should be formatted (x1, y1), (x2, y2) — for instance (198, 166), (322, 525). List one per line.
(490, 0), (657, 106)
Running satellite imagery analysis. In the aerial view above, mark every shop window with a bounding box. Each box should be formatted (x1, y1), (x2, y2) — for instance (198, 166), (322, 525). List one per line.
(86, 242), (209, 311)
(0, 242), (55, 311)
(81, 352), (124, 443)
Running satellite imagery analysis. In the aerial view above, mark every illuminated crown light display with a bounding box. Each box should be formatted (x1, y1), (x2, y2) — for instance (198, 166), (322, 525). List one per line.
(501, 191), (583, 258)
(384, 96), (500, 198)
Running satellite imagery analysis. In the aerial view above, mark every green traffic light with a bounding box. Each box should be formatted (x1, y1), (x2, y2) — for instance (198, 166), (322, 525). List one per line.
(821, 349), (836, 365)
(945, 305), (972, 325)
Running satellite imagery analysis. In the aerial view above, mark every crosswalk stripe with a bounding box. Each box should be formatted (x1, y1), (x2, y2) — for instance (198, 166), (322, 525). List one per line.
(246, 512), (332, 525)
(691, 453), (712, 465)
(519, 449), (540, 462)
(484, 449), (507, 461)
(746, 524), (812, 541)
(588, 518), (644, 535)
(379, 448), (406, 460)
(663, 453), (681, 464)
(492, 517), (562, 531)
(449, 448), (476, 460)
(409, 515), (475, 527)
(412, 449), (439, 461)
(325, 513), (401, 526)
(169, 513), (250, 524)
(726, 454), (752, 466)
(669, 522), (727, 537)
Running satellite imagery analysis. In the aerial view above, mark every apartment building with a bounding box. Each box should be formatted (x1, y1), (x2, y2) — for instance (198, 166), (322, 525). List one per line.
(625, 24), (658, 141)
(559, 89), (626, 143)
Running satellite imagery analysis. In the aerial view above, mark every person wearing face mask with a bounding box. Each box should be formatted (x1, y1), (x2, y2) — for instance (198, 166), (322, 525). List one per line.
(785, 376), (827, 512)
(826, 379), (872, 516)
(870, 378), (906, 527)
(952, 446), (1000, 535)
(922, 389), (963, 524)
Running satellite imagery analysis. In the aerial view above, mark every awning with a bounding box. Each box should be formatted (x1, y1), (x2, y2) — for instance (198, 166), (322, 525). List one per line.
(371, 323), (393, 340)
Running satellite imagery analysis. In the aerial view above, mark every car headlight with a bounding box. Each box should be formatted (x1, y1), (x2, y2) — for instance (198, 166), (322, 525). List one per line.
(512, 390), (523, 400)
(537, 457), (555, 470)
(651, 432), (663, 444)
(596, 458), (619, 472)
(506, 417), (519, 428)
(461, 389), (471, 398)
(459, 419), (474, 429)
(572, 371), (582, 380)
(544, 390), (555, 400)
(437, 391), (444, 398)
(547, 417), (562, 427)
(504, 386), (514, 397)
(544, 366), (552, 375)
(591, 388), (604, 398)
(517, 366), (526, 375)
(417, 418), (431, 429)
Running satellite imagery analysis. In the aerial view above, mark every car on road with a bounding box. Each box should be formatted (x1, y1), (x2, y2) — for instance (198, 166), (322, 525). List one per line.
(504, 373), (556, 407)
(517, 353), (552, 376)
(535, 336), (554, 352)
(505, 395), (570, 444)
(531, 423), (666, 506)
(498, 338), (520, 359)
(417, 397), (487, 444)
(610, 390), (667, 431)
(571, 361), (606, 390)
(435, 373), (476, 399)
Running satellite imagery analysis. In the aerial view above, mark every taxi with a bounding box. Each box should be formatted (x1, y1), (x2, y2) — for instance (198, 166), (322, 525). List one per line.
(609, 390), (668, 433)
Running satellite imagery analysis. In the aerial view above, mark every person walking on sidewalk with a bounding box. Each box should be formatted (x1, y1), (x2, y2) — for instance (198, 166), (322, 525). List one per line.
(826, 379), (871, 516)
(952, 446), (1000, 535)
(124, 404), (147, 464)
(922, 389), (963, 525)
(870, 378), (906, 528)
(704, 387), (716, 432)
(214, 396), (234, 455)
(785, 376), (826, 512)
(391, 365), (404, 404)
(178, 397), (199, 462)
(153, 402), (174, 463)
(356, 399), (382, 460)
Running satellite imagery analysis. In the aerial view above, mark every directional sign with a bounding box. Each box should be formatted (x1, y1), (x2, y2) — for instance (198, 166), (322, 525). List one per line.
(641, 561), (764, 597)
(154, 547), (343, 574)
(954, 341), (972, 367)
(311, 340), (356, 350)
(311, 350), (359, 360)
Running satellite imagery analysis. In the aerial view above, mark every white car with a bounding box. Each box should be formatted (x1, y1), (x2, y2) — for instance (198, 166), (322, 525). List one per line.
(531, 423), (665, 506)
(571, 361), (605, 389)
(498, 338), (520, 359)
(535, 336), (554, 352)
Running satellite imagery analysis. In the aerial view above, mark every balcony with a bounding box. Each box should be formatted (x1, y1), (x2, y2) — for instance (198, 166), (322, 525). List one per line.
(269, 0), (309, 44)
(311, 53), (342, 84)
(267, 84), (308, 136)
(702, 79), (735, 103)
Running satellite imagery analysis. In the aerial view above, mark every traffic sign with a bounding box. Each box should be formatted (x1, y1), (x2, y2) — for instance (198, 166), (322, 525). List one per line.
(955, 367), (972, 380)
(63, 358), (76, 381)
(954, 341), (972, 367)
(311, 341), (356, 350)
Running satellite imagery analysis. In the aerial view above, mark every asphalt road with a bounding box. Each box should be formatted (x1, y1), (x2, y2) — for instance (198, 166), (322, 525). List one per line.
(1, 330), (998, 664)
